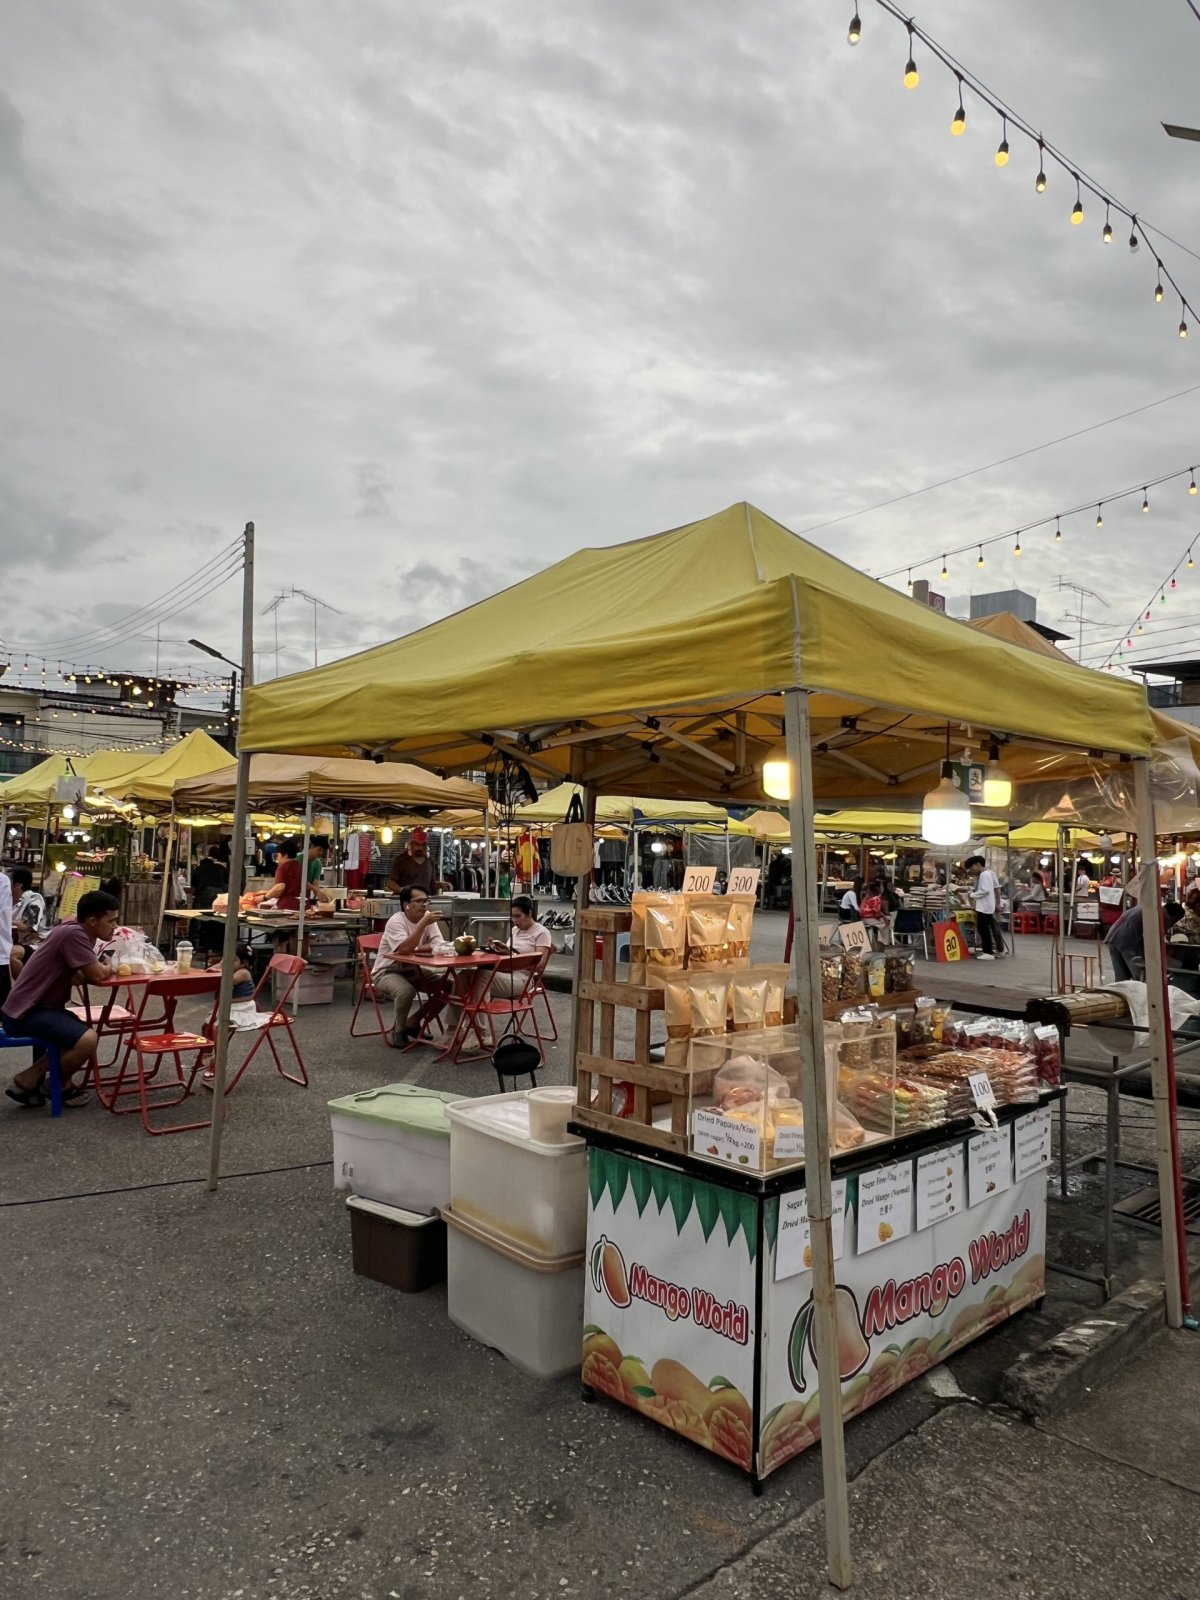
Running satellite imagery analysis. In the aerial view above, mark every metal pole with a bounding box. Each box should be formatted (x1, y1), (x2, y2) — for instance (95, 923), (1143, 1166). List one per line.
(566, 784), (596, 1090)
(1133, 760), (1186, 1328)
(483, 808), (491, 898)
(724, 820), (731, 880)
(1056, 824), (1066, 992)
(293, 791), (314, 1016)
(154, 801), (176, 948)
(784, 688), (852, 1588)
(40, 802), (52, 889)
(207, 522), (255, 1193)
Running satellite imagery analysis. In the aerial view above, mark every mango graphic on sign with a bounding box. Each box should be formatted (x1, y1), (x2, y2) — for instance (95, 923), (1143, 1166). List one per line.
(590, 1235), (632, 1308)
(787, 1285), (870, 1393)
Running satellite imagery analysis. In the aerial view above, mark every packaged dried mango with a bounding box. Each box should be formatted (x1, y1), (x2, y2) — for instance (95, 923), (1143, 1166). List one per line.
(686, 896), (729, 970)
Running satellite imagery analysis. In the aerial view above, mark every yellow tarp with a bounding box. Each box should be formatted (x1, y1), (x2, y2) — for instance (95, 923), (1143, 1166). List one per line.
(240, 504), (1155, 795)
(173, 753), (487, 815)
(969, 612), (1075, 663)
(739, 809), (791, 841)
(813, 809), (1010, 840)
(0, 753), (79, 808)
(1008, 823), (1102, 850)
(103, 730), (234, 806)
(514, 783), (733, 826)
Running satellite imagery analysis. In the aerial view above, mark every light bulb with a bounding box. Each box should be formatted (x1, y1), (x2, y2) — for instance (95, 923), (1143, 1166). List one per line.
(1181, 317), (1189, 339)
(1103, 209), (1113, 243)
(1013, 538), (1022, 557)
(1191, 472), (1197, 495)
(1055, 518), (1062, 542)
(1138, 623), (1145, 634)
(951, 101), (966, 136)
(847, 10), (861, 44)
(1189, 551), (1195, 569)
(1155, 275), (1165, 303)
(903, 25), (918, 88)
(922, 764), (971, 846)
(940, 557), (948, 579)
(762, 750), (792, 802)
(1095, 506), (1103, 527)
(995, 119), (1009, 166)
(1129, 218), (1140, 251)
(1171, 577), (1178, 590)
(906, 570), (913, 593)
(1071, 177), (1084, 225)
(982, 745), (1012, 809)
(381, 826), (394, 845)
(977, 547), (985, 568)
(1143, 490), (1150, 513)
(1035, 138), (1047, 192)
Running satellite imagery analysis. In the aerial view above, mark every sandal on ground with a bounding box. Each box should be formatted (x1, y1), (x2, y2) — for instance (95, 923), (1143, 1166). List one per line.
(5, 1083), (47, 1108)
(61, 1084), (92, 1106)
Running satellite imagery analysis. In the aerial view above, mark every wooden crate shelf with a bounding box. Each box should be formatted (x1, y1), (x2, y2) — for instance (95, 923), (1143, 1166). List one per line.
(821, 988), (921, 1022)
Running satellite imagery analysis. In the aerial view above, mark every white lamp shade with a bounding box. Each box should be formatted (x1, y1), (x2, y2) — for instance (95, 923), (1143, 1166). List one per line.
(762, 755), (792, 801)
(981, 761), (1012, 809)
(921, 772), (972, 845)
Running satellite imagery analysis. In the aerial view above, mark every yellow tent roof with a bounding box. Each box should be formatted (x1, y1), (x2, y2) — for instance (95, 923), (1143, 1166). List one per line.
(239, 503), (1154, 804)
(514, 783), (732, 825)
(739, 809), (791, 841)
(812, 809), (1010, 840)
(969, 612), (1075, 663)
(103, 730), (235, 806)
(1008, 823), (1101, 850)
(173, 753), (487, 816)
(0, 753), (80, 808)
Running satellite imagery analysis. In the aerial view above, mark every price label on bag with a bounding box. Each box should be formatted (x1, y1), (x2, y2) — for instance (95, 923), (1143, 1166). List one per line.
(682, 866), (717, 894)
(968, 1071), (996, 1112)
(727, 867), (760, 897)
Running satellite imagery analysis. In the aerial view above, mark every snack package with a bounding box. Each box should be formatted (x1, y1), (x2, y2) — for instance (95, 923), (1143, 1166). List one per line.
(730, 973), (770, 1033)
(713, 1053), (790, 1111)
(663, 973), (693, 1041)
(883, 947), (915, 995)
(686, 897), (729, 970)
(820, 946), (844, 1006)
(634, 892), (686, 980)
(864, 952), (888, 1001)
(688, 972), (731, 1039)
(839, 947), (867, 1002)
(912, 995), (937, 1046)
(723, 894), (755, 967)
(761, 964), (790, 1028)
(1031, 1023), (1062, 1086)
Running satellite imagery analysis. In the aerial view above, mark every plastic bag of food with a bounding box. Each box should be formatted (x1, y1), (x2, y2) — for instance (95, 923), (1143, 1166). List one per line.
(864, 952), (888, 1000)
(1031, 1023), (1062, 1086)
(662, 973), (693, 1041)
(630, 892), (686, 982)
(820, 946), (843, 1006)
(883, 946), (915, 995)
(688, 972), (731, 1038)
(723, 894), (755, 966)
(839, 947), (867, 1001)
(912, 995), (937, 1045)
(686, 897), (729, 970)
(714, 1053), (790, 1111)
(760, 963), (790, 1028)
(729, 973), (770, 1033)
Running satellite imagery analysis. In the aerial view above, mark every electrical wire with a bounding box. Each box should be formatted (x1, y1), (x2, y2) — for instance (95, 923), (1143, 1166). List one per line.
(794, 382), (1200, 542)
(1, 537), (242, 655)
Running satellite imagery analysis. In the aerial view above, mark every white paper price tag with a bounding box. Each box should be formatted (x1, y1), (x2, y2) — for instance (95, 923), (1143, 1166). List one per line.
(772, 1124), (805, 1161)
(682, 866), (717, 894)
(774, 1180), (848, 1281)
(968, 1072), (996, 1112)
(691, 1107), (761, 1169)
(727, 867), (760, 897)
(839, 920), (872, 955)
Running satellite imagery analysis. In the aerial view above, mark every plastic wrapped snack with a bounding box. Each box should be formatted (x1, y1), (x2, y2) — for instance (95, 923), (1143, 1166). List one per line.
(820, 946), (843, 1006)
(864, 952), (888, 1001)
(883, 946), (915, 995)
(688, 972), (731, 1039)
(729, 973), (770, 1033)
(713, 1053), (790, 1111)
(723, 894), (755, 967)
(767, 1098), (867, 1165)
(762, 963), (790, 1028)
(637, 892), (687, 978)
(1031, 1023), (1062, 1087)
(912, 995), (937, 1046)
(839, 947), (867, 1002)
(663, 973), (693, 1041)
(686, 897), (730, 970)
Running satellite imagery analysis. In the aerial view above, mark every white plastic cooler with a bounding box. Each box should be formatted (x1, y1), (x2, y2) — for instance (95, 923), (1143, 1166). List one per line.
(328, 1084), (461, 1214)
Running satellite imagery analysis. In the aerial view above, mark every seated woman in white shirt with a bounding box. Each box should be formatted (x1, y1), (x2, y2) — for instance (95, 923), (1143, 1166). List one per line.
(838, 878), (864, 924)
(486, 896), (553, 998)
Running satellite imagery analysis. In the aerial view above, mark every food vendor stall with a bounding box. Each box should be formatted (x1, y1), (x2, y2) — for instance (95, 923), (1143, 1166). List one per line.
(237, 501), (1185, 1587)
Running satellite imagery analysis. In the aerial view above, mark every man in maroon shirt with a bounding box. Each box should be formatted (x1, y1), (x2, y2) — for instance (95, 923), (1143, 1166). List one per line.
(2, 889), (120, 1108)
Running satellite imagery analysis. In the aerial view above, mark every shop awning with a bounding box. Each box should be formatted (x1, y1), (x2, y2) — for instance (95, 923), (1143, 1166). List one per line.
(812, 808), (1010, 840)
(99, 730), (235, 806)
(173, 753), (487, 816)
(239, 502), (1155, 802)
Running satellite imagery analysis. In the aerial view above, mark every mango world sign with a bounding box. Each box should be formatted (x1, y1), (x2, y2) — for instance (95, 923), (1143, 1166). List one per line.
(581, 1118), (1047, 1480)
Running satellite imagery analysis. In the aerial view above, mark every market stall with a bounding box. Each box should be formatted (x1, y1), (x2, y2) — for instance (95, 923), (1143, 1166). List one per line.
(238, 500), (1180, 1586)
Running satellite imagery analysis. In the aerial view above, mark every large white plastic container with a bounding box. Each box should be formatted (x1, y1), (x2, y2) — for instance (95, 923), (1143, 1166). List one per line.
(443, 1205), (584, 1379)
(328, 1084), (461, 1214)
(446, 1090), (586, 1258)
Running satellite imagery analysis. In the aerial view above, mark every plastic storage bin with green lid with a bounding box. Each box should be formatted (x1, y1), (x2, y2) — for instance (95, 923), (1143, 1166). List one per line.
(329, 1084), (464, 1214)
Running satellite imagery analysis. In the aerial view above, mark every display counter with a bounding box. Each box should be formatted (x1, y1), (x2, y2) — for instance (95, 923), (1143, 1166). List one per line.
(574, 1095), (1057, 1488)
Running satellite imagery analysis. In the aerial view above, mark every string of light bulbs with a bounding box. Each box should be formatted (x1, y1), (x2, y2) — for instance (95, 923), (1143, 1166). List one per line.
(844, 2), (1199, 338)
(880, 459), (1200, 584)
(1098, 535), (1199, 671)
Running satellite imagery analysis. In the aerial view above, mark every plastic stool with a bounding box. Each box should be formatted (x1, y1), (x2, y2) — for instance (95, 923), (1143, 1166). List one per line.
(1041, 912), (1060, 936)
(0, 1029), (65, 1116)
(1012, 911), (1041, 935)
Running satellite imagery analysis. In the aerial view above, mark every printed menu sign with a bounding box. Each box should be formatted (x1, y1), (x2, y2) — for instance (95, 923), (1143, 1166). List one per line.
(856, 1159), (914, 1254)
(692, 1108), (761, 1170)
(1014, 1107), (1053, 1180)
(775, 1180), (848, 1282)
(915, 1144), (966, 1229)
(968, 1127), (1014, 1207)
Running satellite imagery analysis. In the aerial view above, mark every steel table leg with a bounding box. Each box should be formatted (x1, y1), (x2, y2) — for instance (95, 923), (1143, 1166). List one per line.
(1059, 1089), (1069, 1200)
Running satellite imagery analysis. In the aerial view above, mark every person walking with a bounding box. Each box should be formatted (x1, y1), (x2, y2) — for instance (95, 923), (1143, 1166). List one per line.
(965, 855), (1005, 960)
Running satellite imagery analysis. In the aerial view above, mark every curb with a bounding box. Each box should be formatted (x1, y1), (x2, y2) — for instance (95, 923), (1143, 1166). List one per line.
(1001, 1267), (1200, 1419)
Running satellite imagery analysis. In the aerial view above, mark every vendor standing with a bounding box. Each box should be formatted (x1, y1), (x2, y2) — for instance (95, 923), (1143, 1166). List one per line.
(385, 828), (448, 896)
(965, 855), (1005, 959)
(1106, 899), (1185, 981)
(305, 836), (335, 906)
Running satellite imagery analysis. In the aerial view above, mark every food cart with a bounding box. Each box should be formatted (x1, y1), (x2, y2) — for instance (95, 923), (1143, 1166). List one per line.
(237, 501), (1185, 1587)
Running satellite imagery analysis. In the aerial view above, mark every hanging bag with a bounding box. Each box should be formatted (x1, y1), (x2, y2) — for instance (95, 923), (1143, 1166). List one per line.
(550, 791), (593, 878)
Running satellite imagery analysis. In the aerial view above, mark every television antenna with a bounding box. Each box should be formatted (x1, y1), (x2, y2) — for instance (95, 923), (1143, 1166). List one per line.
(261, 586), (343, 672)
(1055, 577), (1109, 663)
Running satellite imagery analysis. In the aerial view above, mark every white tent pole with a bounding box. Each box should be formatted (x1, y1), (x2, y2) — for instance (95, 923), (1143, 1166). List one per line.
(293, 790), (314, 1017)
(724, 820), (731, 879)
(784, 687), (852, 1588)
(1133, 760), (1185, 1328)
(1056, 825), (1066, 991)
(567, 784), (596, 1089)
(154, 801), (176, 948)
(207, 520), (255, 1193)
(483, 808), (491, 897)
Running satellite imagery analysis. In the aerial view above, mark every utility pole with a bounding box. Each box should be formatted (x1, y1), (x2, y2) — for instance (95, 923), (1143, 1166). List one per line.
(1055, 578), (1108, 663)
(208, 521), (255, 1193)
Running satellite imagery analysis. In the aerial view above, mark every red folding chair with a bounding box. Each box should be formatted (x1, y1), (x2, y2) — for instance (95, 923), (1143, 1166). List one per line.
(350, 934), (387, 1039)
(523, 946), (559, 1044)
(213, 954), (310, 1095)
(127, 974), (222, 1136)
(445, 953), (543, 1063)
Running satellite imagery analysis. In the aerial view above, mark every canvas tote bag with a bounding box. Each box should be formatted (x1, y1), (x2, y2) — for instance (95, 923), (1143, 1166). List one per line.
(549, 791), (593, 877)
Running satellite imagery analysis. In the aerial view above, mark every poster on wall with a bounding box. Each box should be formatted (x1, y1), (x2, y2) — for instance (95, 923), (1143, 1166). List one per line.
(582, 1147), (759, 1472)
(758, 1168), (1046, 1479)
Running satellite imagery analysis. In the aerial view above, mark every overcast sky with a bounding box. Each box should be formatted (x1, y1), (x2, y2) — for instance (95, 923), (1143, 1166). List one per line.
(4, 0), (1200, 699)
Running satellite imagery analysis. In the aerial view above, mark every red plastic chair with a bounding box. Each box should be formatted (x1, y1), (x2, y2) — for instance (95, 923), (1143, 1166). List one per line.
(1042, 912), (1061, 936)
(350, 933), (387, 1039)
(214, 954), (310, 1095)
(522, 946), (559, 1044)
(127, 975), (223, 1136)
(445, 952), (544, 1062)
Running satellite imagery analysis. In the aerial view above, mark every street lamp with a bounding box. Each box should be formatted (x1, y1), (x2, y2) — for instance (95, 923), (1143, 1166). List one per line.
(189, 638), (243, 746)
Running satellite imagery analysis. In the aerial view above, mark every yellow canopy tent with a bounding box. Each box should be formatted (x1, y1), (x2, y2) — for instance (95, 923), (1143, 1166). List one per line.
(173, 753), (486, 815)
(103, 730), (234, 807)
(237, 502), (1180, 1576)
(812, 808), (1010, 840)
(740, 809), (790, 841)
(0, 753), (79, 809)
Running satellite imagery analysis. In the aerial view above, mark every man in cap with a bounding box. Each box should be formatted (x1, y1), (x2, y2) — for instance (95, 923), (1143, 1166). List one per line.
(385, 828), (448, 896)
